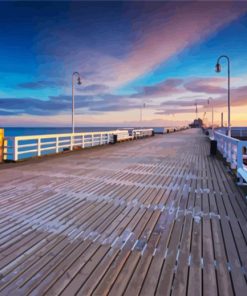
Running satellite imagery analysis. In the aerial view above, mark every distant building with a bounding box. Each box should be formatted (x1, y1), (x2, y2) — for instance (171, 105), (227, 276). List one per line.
(189, 118), (203, 128)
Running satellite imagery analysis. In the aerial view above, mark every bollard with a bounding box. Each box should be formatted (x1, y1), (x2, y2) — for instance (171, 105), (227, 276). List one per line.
(0, 129), (4, 162)
(210, 139), (217, 155)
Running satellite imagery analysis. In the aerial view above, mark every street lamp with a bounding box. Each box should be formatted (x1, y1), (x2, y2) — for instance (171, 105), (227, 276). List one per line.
(72, 72), (82, 133)
(208, 97), (214, 138)
(215, 55), (231, 137)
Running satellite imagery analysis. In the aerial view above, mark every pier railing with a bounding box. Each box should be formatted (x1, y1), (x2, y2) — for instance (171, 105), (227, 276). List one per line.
(216, 126), (247, 139)
(214, 131), (247, 184)
(132, 128), (153, 138)
(3, 129), (154, 161)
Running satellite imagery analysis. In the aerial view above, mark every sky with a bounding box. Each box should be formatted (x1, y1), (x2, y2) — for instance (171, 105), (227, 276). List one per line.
(0, 0), (247, 127)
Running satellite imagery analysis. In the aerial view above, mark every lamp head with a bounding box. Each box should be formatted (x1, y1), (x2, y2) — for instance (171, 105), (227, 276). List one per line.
(215, 63), (221, 73)
(77, 76), (82, 85)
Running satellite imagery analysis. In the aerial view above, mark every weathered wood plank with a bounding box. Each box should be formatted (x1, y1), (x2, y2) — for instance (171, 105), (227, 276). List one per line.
(0, 129), (246, 296)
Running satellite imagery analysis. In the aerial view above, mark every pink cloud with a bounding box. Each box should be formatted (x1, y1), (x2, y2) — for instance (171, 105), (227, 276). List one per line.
(211, 85), (247, 108)
(112, 2), (247, 86)
(156, 85), (247, 116)
(161, 98), (207, 107)
(156, 108), (197, 116)
(36, 2), (247, 90)
(133, 78), (184, 98)
(184, 77), (226, 94)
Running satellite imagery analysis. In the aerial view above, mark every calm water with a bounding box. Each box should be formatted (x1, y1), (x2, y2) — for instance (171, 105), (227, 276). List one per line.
(4, 127), (120, 137)
(4, 126), (166, 137)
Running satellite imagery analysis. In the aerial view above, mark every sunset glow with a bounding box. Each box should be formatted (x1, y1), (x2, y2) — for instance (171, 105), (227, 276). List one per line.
(0, 1), (247, 127)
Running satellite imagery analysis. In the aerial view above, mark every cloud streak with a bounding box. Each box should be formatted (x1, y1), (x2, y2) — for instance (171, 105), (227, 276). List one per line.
(35, 1), (247, 90)
(0, 93), (140, 116)
(133, 79), (184, 99)
(156, 85), (247, 115)
(2, 0), (247, 123)
(184, 78), (226, 94)
(76, 84), (109, 94)
(18, 80), (67, 90)
(2, 76), (247, 117)
(111, 1), (247, 87)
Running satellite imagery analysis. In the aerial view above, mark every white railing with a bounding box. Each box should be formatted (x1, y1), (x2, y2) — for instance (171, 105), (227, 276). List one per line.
(214, 131), (247, 184)
(216, 127), (247, 138)
(3, 129), (153, 161)
(116, 130), (132, 141)
(132, 129), (153, 138)
(155, 126), (189, 134)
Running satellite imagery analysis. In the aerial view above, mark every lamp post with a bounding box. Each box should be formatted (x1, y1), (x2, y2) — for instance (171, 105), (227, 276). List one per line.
(72, 72), (82, 133)
(208, 97), (214, 138)
(215, 55), (231, 137)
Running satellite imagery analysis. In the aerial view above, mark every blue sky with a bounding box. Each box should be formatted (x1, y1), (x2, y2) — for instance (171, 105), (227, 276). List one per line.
(0, 1), (247, 126)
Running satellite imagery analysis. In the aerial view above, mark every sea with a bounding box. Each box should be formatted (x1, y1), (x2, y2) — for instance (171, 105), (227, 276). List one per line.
(3, 126), (166, 137)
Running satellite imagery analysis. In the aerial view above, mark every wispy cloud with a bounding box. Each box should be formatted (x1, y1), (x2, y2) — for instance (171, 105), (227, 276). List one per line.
(18, 80), (67, 90)
(156, 108), (197, 115)
(212, 85), (247, 108)
(35, 2), (247, 90)
(132, 79), (184, 99)
(184, 78), (226, 94)
(0, 2), (247, 123)
(0, 93), (140, 116)
(76, 84), (109, 94)
(160, 98), (207, 108)
(2, 76), (247, 117)
(110, 2), (247, 87)
(0, 96), (91, 116)
(156, 84), (247, 115)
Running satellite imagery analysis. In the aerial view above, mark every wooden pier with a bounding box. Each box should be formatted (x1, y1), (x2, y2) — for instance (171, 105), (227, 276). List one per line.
(0, 129), (246, 295)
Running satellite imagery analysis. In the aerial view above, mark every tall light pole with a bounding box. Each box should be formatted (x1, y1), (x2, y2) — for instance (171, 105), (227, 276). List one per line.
(72, 72), (82, 133)
(208, 97), (214, 137)
(215, 55), (231, 137)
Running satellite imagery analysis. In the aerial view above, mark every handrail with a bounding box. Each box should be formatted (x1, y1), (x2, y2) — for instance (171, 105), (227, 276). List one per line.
(12, 130), (128, 141)
(3, 129), (153, 161)
(132, 128), (153, 138)
(214, 131), (247, 183)
(216, 127), (247, 138)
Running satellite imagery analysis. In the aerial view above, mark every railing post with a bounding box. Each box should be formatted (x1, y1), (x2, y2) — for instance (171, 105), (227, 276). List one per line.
(224, 141), (227, 158)
(13, 138), (18, 161)
(227, 142), (230, 162)
(232, 144), (236, 169)
(0, 128), (4, 162)
(92, 134), (94, 147)
(37, 138), (41, 157)
(56, 137), (59, 153)
(82, 135), (84, 148)
(3, 139), (8, 161)
(237, 142), (243, 170)
(70, 135), (73, 151)
(230, 143), (234, 169)
(100, 133), (102, 145)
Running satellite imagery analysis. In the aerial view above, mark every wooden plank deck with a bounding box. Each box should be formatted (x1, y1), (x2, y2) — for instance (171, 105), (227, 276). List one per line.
(0, 129), (246, 296)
